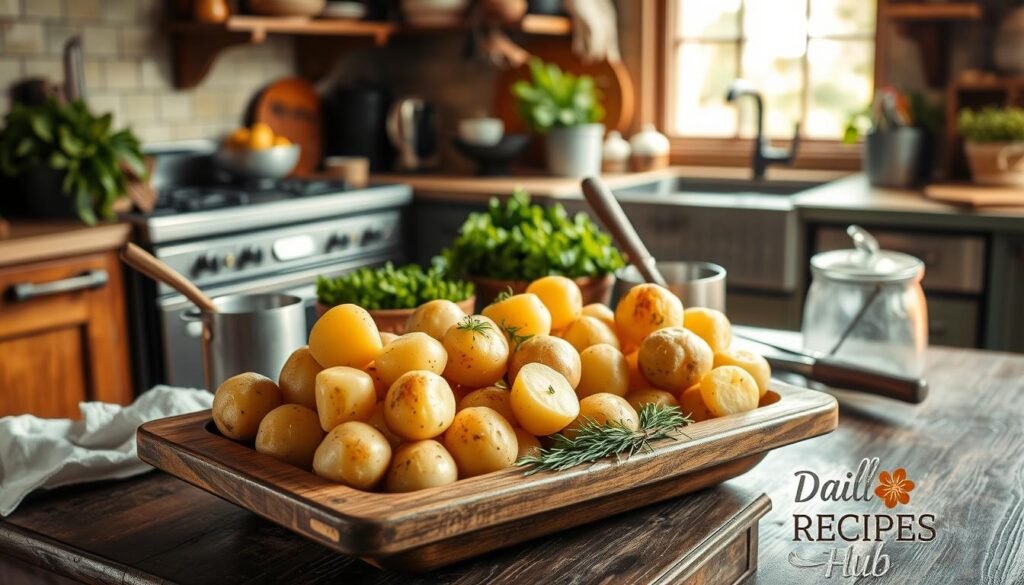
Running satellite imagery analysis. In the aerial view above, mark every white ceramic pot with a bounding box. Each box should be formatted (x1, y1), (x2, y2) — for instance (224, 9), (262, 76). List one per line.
(458, 117), (505, 146)
(995, 7), (1024, 74)
(545, 123), (605, 177)
(964, 141), (1024, 186)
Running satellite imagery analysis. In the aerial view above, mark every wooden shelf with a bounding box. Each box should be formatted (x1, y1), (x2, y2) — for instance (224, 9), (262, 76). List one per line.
(885, 2), (982, 21)
(391, 14), (571, 35)
(953, 75), (1024, 92)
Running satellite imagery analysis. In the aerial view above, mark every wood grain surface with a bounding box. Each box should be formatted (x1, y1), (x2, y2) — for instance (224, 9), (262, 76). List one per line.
(136, 383), (836, 570)
(0, 221), (130, 268)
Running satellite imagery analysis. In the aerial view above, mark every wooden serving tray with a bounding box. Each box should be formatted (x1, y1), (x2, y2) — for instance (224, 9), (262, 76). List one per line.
(137, 381), (836, 572)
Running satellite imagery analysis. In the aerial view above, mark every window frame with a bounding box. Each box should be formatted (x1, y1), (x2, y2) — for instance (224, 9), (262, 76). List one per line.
(643, 0), (881, 170)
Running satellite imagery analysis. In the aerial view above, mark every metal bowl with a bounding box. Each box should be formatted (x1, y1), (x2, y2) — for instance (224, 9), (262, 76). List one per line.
(215, 144), (301, 180)
(613, 261), (727, 311)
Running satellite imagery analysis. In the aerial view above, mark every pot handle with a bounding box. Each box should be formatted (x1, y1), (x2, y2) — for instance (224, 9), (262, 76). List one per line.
(997, 143), (1024, 171)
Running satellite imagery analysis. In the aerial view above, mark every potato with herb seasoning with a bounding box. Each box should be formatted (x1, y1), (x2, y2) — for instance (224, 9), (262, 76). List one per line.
(561, 315), (620, 353)
(441, 315), (509, 388)
(625, 388), (679, 412)
(255, 404), (324, 469)
(483, 292), (552, 342)
(637, 327), (713, 391)
(406, 299), (467, 341)
(308, 304), (382, 368)
(510, 362), (580, 436)
(443, 407), (518, 477)
(385, 440), (459, 492)
(313, 421), (392, 490)
(700, 365), (759, 417)
(315, 366), (377, 431)
(374, 332), (448, 389)
(384, 370), (457, 440)
(563, 393), (639, 439)
(508, 335), (582, 389)
(526, 276), (583, 331)
(458, 386), (518, 426)
(212, 372), (283, 441)
(576, 343), (629, 398)
(614, 283), (684, 348)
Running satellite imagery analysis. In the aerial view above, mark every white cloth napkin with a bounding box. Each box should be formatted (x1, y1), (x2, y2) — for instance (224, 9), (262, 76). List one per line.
(0, 385), (212, 516)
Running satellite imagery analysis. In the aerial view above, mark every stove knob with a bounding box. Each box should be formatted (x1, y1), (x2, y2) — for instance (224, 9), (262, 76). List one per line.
(237, 246), (263, 267)
(326, 233), (351, 252)
(192, 253), (220, 275)
(361, 226), (384, 245)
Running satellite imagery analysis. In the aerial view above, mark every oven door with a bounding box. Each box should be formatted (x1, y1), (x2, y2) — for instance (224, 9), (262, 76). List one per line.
(157, 254), (395, 389)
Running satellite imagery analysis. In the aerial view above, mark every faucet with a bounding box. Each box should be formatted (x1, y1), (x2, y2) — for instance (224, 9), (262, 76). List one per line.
(725, 80), (800, 180)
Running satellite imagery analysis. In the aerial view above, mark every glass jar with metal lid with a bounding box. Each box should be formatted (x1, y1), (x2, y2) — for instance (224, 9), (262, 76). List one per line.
(802, 225), (928, 377)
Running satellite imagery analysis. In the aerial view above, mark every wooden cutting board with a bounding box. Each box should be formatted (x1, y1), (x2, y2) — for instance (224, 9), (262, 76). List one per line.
(246, 77), (322, 176)
(925, 183), (1024, 207)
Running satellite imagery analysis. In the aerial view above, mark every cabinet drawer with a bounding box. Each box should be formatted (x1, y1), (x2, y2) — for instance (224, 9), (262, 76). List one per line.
(815, 227), (986, 294)
(927, 296), (979, 348)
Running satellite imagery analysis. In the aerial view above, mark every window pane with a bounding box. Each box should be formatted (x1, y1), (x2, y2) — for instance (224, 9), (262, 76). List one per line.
(739, 41), (804, 139)
(809, 0), (876, 36)
(677, 0), (741, 39)
(806, 39), (874, 138)
(743, 0), (808, 52)
(672, 42), (739, 137)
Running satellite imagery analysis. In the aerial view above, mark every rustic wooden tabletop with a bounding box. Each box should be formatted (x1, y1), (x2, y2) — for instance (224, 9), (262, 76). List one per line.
(2, 344), (1023, 584)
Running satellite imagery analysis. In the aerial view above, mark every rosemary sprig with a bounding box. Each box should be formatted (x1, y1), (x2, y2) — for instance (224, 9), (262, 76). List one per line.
(494, 286), (516, 303)
(516, 404), (692, 475)
(457, 315), (492, 335)
(501, 320), (534, 350)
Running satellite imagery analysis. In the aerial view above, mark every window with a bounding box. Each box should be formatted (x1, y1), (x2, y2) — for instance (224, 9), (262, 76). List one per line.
(666, 0), (876, 142)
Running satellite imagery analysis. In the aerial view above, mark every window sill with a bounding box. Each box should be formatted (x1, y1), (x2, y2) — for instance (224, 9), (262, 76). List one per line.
(668, 138), (864, 171)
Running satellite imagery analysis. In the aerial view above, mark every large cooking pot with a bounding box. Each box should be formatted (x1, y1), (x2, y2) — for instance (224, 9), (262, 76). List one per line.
(612, 261), (727, 311)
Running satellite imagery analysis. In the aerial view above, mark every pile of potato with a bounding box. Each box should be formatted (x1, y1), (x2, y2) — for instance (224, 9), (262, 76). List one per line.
(211, 278), (772, 493)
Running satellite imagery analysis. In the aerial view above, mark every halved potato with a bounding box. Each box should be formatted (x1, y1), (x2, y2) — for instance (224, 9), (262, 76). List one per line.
(510, 362), (580, 436)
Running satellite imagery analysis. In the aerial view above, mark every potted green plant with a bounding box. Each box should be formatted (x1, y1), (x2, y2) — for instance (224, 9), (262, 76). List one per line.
(512, 58), (605, 177)
(442, 190), (624, 306)
(957, 107), (1024, 186)
(316, 263), (475, 333)
(0, 99), (145, 225)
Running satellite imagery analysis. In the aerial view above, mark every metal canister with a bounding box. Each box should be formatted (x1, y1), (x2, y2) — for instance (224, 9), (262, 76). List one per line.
(612, 261), (727, 311)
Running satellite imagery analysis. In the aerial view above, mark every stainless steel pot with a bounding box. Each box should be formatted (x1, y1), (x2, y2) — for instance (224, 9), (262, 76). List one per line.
(184, 293), (306, 390)
(613, 261), (727, 311)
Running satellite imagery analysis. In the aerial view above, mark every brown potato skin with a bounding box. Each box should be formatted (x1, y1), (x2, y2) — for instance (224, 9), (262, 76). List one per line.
(313, 421), (392, 490)
(637, 327), (713, 391)
(212, 372), (283, 441)
(277, 346), (323, 409)
(385, 440), (459, 493)
(255, 404), (325, 469)
(625, 388), (680, 412)
(443, 407), (518, 477)
(508, 335), (582, 389)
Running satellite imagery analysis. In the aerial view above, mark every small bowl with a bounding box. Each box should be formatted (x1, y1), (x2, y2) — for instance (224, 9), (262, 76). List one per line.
(215, 144), (301, 180)
(453, 134), (530, 176)
(458, 117), (505, 147)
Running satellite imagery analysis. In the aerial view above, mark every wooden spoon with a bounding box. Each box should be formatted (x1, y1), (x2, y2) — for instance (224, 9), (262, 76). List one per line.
(120, 242), (217, 313)
(581, 176), (667, 287)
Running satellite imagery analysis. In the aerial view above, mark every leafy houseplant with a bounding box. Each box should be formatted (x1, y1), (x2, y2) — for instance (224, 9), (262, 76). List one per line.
(0, 99), (145, 225)
(957, 107), (1024, 186)
(512, 58), (605, 177)
(316, 263), (475, 333)
(442, 190), (624, 304)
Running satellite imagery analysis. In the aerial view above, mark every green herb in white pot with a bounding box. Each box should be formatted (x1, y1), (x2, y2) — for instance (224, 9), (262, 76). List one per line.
(958, 107), (1024, 187)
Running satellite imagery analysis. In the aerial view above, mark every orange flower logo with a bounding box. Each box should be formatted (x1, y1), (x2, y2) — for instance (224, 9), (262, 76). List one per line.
(875, 468), (915, 508)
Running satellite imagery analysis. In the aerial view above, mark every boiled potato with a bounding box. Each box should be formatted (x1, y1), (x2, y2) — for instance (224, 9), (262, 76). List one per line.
(700, 365), (759, 417)
(441, 315), (509, 388)
(482, 293), (552, 341)
(581, 302), (616, 331)
(625, 350), (648, 392)
(212, 372), (283, 441)
(313, 421), (392, 490)
(380, 331), (399, 345)
(277, 346), (322, 409)
(458, 386), (518, 426)
(561, 315), (620, 353)
(385, 440), (459, 492)
(384, 370), (457, 440)
(625, 388), (680, 412)
(526, 276), (582, 331)
(315, 366), (377, 432)
(638, 327), (713, 391)
(514, 427), (542, 459)
(576, 343), (629, 398)
(614, 284), (684, 347)
(309, 304), (382, 368)
(714, 349), (771, 397)
(443, 407), (518, 477)
(366, 401), (402, 448)
(684, 307), (732, 353)
(510, 362), (580, 436)
(255, 404), (324, 469)
(508, 335), (582, 389)
(564, 393), (639, 439)
(406, 299), (467, 341)
(375, 332), (448, 389)
(363, 360), (389, 401)
(677, 385), (715, 422)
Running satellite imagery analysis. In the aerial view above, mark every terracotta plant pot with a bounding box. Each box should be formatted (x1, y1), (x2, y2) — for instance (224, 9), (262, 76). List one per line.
(964, 141), (1024, 187)
(470, 274), (614, 310)
(316, 296), (477, 335)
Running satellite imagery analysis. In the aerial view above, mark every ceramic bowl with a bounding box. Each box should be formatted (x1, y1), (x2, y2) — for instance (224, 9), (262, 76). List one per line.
(458, 117), (505, 147)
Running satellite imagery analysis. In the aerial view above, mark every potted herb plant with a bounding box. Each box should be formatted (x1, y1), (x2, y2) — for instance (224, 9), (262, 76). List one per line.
(0, 99), (145, 224)
(442, 189), (624, 306)
(512, 58), (605, 177)
(316, 263), (475, 333)
(957, 107), (1024, 186)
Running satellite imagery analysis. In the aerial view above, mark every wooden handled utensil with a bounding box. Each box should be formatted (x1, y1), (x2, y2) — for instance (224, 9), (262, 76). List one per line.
(581, 176), (667, 287)
(120, 242), (217, 313)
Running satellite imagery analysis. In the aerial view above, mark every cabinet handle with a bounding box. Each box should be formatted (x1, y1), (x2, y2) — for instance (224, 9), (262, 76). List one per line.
(8, 269), (109, 301)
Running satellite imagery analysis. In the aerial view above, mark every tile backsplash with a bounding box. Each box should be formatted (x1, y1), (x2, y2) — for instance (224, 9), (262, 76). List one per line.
(0, 0), (295, 143)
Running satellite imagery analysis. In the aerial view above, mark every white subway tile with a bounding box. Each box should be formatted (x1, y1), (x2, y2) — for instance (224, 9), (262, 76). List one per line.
(103, 59), (139, 89)
(3, 22), (46, 54)
(67, 0), (101, 20)
(159, 93), (191, 120)
(26, 0), (64, 18)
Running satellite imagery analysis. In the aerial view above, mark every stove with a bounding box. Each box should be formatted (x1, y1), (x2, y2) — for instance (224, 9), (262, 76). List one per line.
(127, 142), (413, 390)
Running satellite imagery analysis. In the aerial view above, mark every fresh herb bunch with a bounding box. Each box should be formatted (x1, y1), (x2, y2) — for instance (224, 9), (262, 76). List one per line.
(958, 107), (1024, 143)
(442, 190), (624, 281)
(0, 99), (145, 225)
(517, 404), (691, 475)
(316, 263), (474, 310)
(512, 58), (605, 133)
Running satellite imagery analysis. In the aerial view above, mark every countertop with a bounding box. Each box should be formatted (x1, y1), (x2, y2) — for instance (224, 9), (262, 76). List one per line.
(2, 342), (1023, 584)
(0, 221), (131, 268)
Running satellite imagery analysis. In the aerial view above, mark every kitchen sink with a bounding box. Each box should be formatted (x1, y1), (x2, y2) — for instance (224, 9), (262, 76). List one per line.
(612, 176), (825, 198)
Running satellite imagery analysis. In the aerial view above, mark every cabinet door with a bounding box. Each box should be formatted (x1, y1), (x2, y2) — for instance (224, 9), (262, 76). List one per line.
(0, 251), (132, 418)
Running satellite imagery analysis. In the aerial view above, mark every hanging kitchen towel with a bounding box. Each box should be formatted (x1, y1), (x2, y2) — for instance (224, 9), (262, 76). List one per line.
(0, 385), (212, 516)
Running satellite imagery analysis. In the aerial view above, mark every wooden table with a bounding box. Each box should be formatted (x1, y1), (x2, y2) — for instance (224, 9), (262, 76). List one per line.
(3, 344), (1024, 583)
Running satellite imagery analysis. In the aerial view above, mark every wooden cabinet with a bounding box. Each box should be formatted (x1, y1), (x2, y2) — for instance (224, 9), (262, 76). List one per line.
(0, 250), (133, 418)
